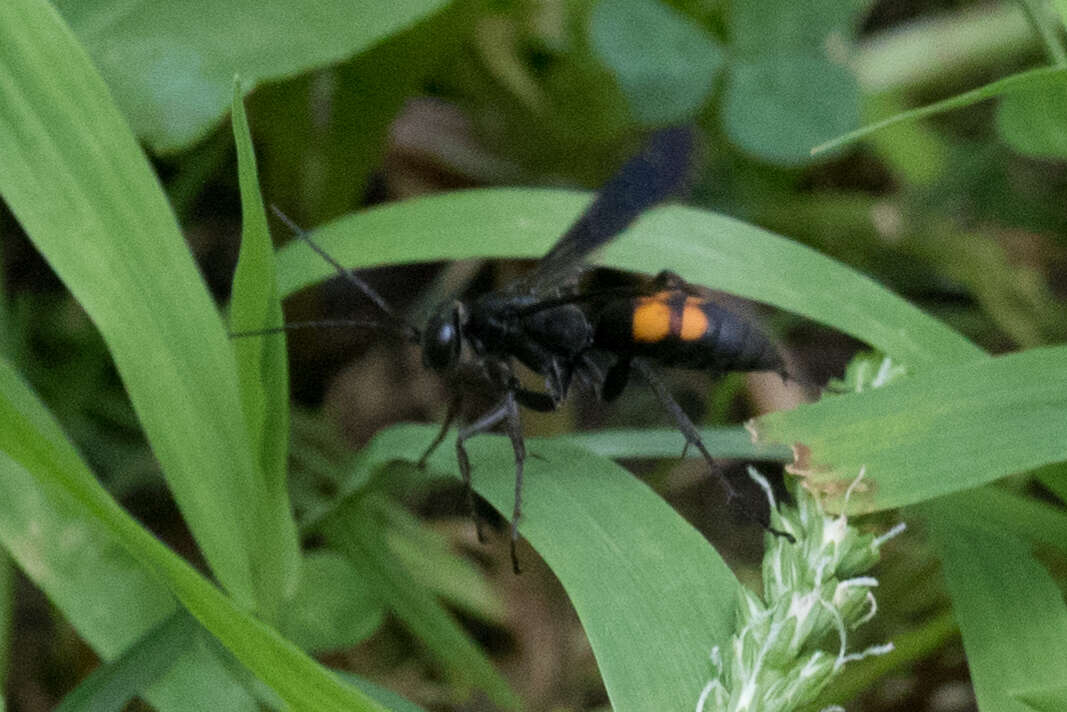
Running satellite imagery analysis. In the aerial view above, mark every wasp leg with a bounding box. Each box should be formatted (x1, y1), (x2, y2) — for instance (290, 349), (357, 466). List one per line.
(631, 359), (795, 543)
(455, 391), (528, 572)
(418, 396), (461, 469)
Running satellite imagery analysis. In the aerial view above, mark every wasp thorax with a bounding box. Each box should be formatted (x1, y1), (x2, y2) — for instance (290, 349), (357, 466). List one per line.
(422, 301), (464, 372)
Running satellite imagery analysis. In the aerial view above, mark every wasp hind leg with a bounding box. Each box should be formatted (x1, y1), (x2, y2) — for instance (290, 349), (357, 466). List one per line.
(630, 359), (795, 543)
(455, 390), (528, 573)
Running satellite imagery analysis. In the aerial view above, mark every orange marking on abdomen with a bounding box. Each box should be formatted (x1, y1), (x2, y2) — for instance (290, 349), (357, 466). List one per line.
(680, 298), (709, 341)
(632, 296), (671, 342)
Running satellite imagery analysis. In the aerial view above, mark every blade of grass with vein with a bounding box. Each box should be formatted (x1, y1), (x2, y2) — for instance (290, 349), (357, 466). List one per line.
(320, 494), (518, 710)
(750, 345), (1067, 513)
(228, 78), (300, 612)
(345, 425), (740, 711)
(0, 361), (258, 711)
(55, 611), (197, 712)
(565, 426), (791, 461)
(812, 65), (1067, 155)
(0, 359), (389, 711)
(0, 0), (290, 611)
(924, 502), (1067, 712)
(274, 189), (982, 368)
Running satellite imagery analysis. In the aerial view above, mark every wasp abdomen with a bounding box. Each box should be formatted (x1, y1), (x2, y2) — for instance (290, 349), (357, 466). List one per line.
(592, 291), (783, 374)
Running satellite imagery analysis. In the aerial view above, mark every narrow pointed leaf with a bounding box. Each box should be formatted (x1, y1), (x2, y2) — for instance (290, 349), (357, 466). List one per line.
(0, 0), (266, 607)
(229, 78), (300, 613)
(751, 346), (1067, 513)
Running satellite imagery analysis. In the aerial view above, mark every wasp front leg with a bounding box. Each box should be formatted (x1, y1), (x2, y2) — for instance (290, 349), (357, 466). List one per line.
(454, 389), (528, 573)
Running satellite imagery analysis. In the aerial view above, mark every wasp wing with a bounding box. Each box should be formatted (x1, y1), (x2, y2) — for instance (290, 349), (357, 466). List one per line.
(515, 126), (697, 294)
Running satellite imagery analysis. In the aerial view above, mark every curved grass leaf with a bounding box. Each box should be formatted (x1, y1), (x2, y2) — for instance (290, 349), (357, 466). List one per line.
(273, 189), (981, 368)
(55, 612), (196, 712)
(565, 426), (791, 461)
(320, 494), (518, 709)
(0, 361), (258, 711)
(229, 78), (300, 612)
(813, 65), (1067, 155)
(0, 0), (297, 612)
(0, 358), (386, 711)
(924, 501), (1067, 712)
(54, 0), (452, 152)
(348, 425), (740, 712)
(750, 345), (1067, 513)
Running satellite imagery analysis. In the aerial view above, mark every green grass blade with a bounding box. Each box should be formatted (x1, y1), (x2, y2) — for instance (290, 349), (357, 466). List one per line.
(0, 361), (259, 711)
(228, 77), (300, 613)
(750, 345), (1067, 512)
(564, 426), (791, 461)
(0, 0), (281, 610)
(274, 189), (982, 368)
(812, 65), (1067, 155)
(55, 612), (197, 712)
(321, 494), (518, 709)
(924, 498), (1067, 712)
(0, 359), (389, 711)
(54, 0), (453, 152)
(353, 425), (740, 712)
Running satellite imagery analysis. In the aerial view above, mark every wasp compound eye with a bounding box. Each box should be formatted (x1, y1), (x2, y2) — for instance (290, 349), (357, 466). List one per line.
(422, 309), (461, 371)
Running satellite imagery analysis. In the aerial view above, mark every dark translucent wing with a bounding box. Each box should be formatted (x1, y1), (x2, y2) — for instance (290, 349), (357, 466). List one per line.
(516, 126), (697, 293)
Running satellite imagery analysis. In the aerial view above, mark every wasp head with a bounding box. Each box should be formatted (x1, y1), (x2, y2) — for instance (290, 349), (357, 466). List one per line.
(422, 300), (466, 372)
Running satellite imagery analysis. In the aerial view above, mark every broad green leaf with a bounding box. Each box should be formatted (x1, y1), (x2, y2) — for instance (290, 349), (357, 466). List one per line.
(589, 0), (724, 125)
(348, 425), (740, 712)
(55, 612), (196, 712)
(273, 189), (981, 368)
(813, 66), (1067, 155)
(751, 346), (1067, 512)
(229, 79), (300, 614)
(0, 0), (297, 612)
(924, 499), (1067, 712)
(0, 359), (379, 711)
(996, 80), (1067, 158)
(320, 494), (518, 710)
(723, 55), (859, 165)
(54, 0), (453, 152)
(278, 551), (385, 654)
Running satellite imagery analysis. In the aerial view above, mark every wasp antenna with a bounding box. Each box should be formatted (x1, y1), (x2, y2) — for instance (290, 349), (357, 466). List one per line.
(269, 205), (422, 341)
(228, 318), (414, 341)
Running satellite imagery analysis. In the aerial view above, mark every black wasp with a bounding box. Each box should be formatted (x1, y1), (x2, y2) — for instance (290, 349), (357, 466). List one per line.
(258, 127), (788, 572)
